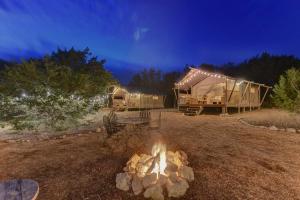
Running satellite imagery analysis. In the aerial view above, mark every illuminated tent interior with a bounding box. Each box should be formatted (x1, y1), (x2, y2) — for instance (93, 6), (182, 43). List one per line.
(107, 85), (165, 110)
(174, 68), (271, 113)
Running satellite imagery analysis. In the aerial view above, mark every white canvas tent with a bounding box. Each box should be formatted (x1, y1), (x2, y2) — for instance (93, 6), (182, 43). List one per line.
(174, 68), (271, 114)
(107, 85), (165, 110)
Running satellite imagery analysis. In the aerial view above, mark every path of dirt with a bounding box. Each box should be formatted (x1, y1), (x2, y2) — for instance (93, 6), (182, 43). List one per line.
(1, 111), (300, 200)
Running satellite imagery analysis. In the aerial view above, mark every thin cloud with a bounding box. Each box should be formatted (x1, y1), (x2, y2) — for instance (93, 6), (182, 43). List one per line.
(133, 27), (149, 41)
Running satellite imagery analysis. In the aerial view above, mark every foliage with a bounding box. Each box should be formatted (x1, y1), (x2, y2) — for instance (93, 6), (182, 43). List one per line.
(0, 87), (105, 131)
(187, 53), (300, 86)
(161, 71), (181, 107)
(128, 68), (162, 94)
(0, 48), (114, 131)
(128, 53), (300, 108)
(219, 53), (300, 86)
(272, 68), (300, 112)
(128, 68), (180, 107)
(0, 47), (116, 97)
(193, 53), (300, 107)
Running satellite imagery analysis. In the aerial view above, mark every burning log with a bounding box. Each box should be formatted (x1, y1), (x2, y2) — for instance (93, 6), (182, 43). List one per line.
(146, 154), (160, 174)
(124, 154), (140, 173)
(116, 142), (194, 199)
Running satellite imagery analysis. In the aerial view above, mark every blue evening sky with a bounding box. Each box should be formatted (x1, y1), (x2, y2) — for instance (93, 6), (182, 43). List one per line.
(0, 0), (300, 73)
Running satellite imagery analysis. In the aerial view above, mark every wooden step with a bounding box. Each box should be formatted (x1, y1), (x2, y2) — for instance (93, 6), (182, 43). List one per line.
(184, 109), (197, 116)
(184, 112), (196, 116)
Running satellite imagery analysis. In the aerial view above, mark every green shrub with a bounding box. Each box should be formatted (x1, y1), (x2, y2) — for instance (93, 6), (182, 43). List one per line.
(0, 87), (105, 131)
(272, 68), (300, 112)
(0, 48), (114, 131)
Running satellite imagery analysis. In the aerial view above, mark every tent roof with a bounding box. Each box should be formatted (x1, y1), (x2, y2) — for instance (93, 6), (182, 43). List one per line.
(175, 68), (233, 90)
(175, 67), (270, 90)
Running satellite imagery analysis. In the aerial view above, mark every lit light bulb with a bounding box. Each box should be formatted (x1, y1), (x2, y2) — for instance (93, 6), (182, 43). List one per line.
(21, 92), (27, 98)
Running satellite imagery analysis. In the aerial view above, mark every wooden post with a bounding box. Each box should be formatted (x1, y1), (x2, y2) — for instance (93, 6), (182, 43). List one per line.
(177, 88), (180, 111)
(227, 80), (237, 103)
(241, 82), (250, 99)
(238, 94), (241, 114)
(222, 106), (226, 114)
(128, 94), (130, 110)
(178, 91), (180, 110)
(238, 81), (241, 114)
(258, 85), (261, 110)
(225, 77), (228, 113)
(249, 82), (252, 111)
(173, 88), (177, 109)
(260, 87), (270, 106)
(139, 94), (141, 111)
(240, 82), (250, 112)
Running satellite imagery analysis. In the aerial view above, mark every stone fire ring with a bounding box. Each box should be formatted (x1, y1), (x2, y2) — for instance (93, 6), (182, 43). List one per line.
(116, 145), (194, 200)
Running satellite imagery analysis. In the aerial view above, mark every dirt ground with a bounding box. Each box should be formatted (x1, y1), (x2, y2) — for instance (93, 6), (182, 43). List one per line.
(1, 110), (300, 200)
(239, 108), (300, 130)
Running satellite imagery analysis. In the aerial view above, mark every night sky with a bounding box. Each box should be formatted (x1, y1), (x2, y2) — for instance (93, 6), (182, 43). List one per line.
(1, 0), (300, 75)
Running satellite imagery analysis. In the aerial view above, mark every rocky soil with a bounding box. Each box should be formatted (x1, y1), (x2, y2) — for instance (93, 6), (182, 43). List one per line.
(0, 111), (300, 199)
(116, 148), (194, 199)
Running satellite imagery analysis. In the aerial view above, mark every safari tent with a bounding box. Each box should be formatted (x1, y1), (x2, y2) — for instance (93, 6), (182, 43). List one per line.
(107, 86), (165, 111)
(174, 68), (271, 114)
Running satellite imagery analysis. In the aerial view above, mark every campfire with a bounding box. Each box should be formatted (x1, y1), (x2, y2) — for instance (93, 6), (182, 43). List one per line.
(116, 142), (194, 199)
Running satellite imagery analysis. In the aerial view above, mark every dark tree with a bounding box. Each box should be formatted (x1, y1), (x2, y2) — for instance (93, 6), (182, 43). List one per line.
(199, 63), (216, 72)
(128, 68), (180, 107)
(161, 71), (181, 107)
(128, 67), (162, 94)
(0, 48), (116, 97)
(272, 68), (300, 112)
(219, 53), (300, 86)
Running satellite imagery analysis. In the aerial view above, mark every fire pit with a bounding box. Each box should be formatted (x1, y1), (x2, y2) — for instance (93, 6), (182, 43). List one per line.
(116, 142), (194, 199)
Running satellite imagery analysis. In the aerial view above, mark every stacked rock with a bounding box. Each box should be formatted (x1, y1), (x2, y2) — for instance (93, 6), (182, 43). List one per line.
(116, 150), (194, 200)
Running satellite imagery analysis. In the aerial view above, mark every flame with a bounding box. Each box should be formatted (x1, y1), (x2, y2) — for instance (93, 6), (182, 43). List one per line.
(151, 142), (167, 178)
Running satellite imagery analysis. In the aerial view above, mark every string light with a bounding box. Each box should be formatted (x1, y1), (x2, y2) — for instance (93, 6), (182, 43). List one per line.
(176, 69), (228, 87)
(46, 90), (51, 96)
(21, 92), (27, 98)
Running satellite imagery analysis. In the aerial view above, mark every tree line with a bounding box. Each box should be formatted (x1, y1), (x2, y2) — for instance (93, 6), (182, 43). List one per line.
(0, 49), (300, 115)
(0, 48), (116, 130)
(127, 52), (300, 109)
(0, 47), (116, 97)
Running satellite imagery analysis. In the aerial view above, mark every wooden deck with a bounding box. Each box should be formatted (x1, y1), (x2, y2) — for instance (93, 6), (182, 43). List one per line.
(179, 103), (261, 115)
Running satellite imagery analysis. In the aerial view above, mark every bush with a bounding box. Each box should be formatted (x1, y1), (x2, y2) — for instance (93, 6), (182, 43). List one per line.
(0, 87), (106, 131)
(0, 48), (114, 131)
(272, 68), (300, 112)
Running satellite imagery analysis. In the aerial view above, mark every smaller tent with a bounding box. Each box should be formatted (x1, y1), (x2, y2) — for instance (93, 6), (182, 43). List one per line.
(107, 85), (165, 110)
(174, 68), (271, 113)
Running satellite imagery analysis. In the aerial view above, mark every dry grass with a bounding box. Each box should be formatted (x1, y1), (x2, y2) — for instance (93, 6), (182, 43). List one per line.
(239, 109), (300, 129)
(1, 111), (300, 199)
